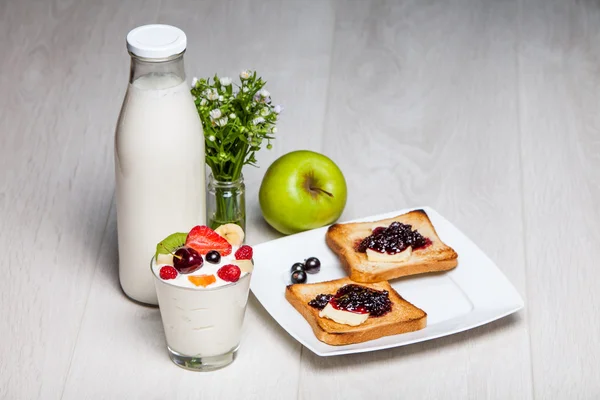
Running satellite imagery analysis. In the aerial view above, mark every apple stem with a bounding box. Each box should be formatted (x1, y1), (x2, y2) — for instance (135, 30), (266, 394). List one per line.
(310, 187), (334, 198)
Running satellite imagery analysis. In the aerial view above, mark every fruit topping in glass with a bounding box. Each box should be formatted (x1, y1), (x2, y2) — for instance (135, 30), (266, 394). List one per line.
(186, 225), (232, 256)
(155, 232), (187, 260)
(205, 250), (221, 264)
(154, 225), (254, 287)
(217, 264), (241, 282)
(156, 253), (175, 266)
(215, 223), (245, 246)
(173, 246), (204, 274)
(188, 274), (217, 287)
(235, 245), (253, 260)
(356, 222), (430, 254)
(233, 259), (254, 273)
(159, 266), (178, 280)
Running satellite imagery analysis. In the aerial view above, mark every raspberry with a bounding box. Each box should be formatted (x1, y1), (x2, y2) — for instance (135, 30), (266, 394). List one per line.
(235, 245), (253, 260)
(217, 264), (241, 282)
(159, 266), (178, 280)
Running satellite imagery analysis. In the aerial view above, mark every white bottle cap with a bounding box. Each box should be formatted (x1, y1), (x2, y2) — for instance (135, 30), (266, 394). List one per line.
(126, 24), (187, 59)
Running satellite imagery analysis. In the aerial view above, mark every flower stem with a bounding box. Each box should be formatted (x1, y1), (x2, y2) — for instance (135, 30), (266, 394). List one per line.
(208, 178), (246, 231)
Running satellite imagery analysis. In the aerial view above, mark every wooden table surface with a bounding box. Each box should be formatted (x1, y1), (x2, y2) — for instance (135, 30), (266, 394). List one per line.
(2, 0), (599, 398)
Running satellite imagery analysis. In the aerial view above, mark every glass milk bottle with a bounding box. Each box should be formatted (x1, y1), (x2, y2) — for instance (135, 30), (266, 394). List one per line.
(115, 25), (205, 305)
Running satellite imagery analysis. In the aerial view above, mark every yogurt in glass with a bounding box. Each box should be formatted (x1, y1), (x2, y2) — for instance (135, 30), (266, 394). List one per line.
(151, 243), (252, 371)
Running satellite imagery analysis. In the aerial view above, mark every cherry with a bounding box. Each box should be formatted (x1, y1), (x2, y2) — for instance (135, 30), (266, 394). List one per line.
(173, 246), (203, 274)
(291, 270), (307, 284)
(290, 262), (305, 273)
(304, 257), (321, 274)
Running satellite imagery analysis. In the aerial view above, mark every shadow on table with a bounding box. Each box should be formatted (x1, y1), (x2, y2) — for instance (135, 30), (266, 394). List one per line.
(246, 202), (285, 244)
(300, 313), (523, 370)
(247, 292), (304, 350)
(92, 197), (139, 304)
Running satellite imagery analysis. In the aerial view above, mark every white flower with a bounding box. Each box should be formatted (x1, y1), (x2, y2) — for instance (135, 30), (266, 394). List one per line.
(217, 116), (229, 126)
(219, 95), (224, 101)
(252, 117), (265, 125)
(274, 105), (283, 114)
(260, 108), (270, 117)
(271, 127), (278, 133)
(209, 109), (222, 119)
(242, 87), (249, 93)
(240, 70), (251, 79)
(229, 113), (236, 119)
(259, 89), (270, 98)
(220, 77), (232, 86)
(200, 99), (207, 106)
(207, 90), (219, 101)
(208, 135), (216, 141)
(191, 77), (199, 88)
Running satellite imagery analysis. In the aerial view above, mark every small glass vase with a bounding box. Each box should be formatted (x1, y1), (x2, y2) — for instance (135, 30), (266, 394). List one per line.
(207, 173), (246, 232)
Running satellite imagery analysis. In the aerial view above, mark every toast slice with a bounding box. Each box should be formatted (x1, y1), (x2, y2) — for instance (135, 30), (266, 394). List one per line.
(285, 277), (426, 345)
(326, 209), (458, 283)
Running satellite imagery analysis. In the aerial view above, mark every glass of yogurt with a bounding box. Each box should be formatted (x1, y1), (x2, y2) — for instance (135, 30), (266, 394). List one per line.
(151, 224), (253, 371)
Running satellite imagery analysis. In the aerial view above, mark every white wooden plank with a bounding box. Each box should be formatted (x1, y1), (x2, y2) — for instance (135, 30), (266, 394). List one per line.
(61, 202), (303, 400)
(6, 0), (600, 397)
(61, 1), (335, 398)
(160, 0), (338, 245)
(0, 0), (161, 398)
(298, 1), (533, 399)
(519, 0), (600, 397)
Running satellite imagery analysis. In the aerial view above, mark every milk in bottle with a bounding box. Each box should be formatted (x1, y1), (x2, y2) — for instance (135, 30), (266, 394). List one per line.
(115, 25), (205, 305)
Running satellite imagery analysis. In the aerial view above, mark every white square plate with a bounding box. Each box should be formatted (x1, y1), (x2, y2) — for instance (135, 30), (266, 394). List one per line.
(250, 206), (524, 356)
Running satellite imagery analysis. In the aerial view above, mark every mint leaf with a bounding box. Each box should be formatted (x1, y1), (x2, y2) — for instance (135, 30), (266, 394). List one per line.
(155, 232), (187, 260)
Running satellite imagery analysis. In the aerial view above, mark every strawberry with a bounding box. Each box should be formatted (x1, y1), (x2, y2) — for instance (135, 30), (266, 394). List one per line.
(159, 266), (178, 280)
(217, 264), (241, 282)
(235, 245), (253, 260)
(185, 225), (232, 256)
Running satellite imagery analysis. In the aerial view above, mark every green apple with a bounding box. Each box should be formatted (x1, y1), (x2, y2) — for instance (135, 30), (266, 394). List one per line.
(259, 150), (347, 235)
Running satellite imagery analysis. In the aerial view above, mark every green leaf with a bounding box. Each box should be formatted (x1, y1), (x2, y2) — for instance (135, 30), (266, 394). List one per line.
(154, 232), (187, 260)
(191, 71), (281, 180)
